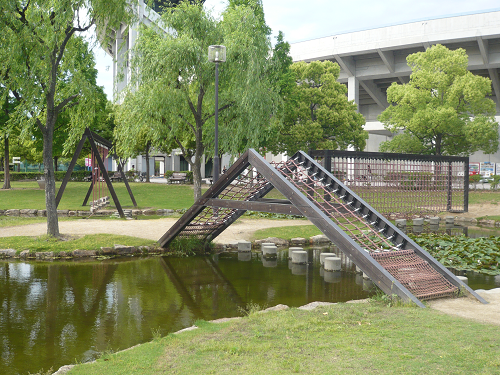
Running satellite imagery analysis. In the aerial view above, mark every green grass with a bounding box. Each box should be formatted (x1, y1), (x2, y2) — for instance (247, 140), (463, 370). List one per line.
(469, 190), (500, 205)
(477, 215), (500, 221)
(64, 301), (500, 375)
(0, 216), (81, 228)
(0, 181), (206, 210)
(0, 234), (157, 253)
(1, 182), (497, 212)
(252, 224), (321, 241)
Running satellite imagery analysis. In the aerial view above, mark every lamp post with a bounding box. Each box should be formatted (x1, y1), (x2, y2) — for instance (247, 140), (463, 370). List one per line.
(208, 45), (226, 184)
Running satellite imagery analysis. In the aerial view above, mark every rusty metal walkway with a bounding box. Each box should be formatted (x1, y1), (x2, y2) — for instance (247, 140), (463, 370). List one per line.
(158, 149), (487, 308)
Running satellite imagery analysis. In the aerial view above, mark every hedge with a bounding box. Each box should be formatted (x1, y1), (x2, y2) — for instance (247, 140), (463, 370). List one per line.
(0, 170), (91, 182)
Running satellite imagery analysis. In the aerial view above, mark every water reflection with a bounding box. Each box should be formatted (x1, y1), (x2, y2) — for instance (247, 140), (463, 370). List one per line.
(406, 222), (500, 238)
(0, 251), (371, 375)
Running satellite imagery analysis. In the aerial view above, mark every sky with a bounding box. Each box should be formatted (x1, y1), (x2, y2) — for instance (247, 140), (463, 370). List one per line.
(93, 0), (500, 99)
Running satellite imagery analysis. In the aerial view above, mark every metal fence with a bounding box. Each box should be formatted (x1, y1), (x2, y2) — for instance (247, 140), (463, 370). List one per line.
(309, 150), (468, 218)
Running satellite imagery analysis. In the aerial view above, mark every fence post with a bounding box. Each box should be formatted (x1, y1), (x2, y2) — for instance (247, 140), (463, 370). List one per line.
(324, 150), (331, 202)
(464, 158), (469, 213)
(447, 162), (452, 211)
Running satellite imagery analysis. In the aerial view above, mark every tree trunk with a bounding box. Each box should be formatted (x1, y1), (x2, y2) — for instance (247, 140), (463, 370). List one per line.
(54, 156), (58, 172)
(2, 135), (11, 189)
(145, 141), (151, 183)
(43, 123), (60, 237)
(192, 157), (202, 202)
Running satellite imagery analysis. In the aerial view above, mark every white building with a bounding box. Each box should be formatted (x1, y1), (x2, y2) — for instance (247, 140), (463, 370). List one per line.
(290, 10), (500, 167)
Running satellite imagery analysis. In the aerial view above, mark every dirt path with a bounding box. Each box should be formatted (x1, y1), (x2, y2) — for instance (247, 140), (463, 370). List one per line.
(447, 203), (500, 219)
(0, 217), (312, 244)
(428, 289), (500, 326)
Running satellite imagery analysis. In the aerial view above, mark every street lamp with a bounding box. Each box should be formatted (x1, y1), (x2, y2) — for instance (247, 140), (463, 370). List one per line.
(208, 45), (226, 184)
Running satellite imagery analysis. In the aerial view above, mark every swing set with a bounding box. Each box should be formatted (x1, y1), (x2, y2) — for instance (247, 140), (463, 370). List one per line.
(87, 140), (110, 212)
(56, 128), (137, 218)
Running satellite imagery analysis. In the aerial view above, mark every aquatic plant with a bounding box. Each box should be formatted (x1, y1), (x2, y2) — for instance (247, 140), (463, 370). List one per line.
(409, 233), (500, 275)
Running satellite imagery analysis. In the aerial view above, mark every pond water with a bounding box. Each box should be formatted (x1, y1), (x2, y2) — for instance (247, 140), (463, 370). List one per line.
(0, 248), (373, 375)
(2, 225), (500, 375)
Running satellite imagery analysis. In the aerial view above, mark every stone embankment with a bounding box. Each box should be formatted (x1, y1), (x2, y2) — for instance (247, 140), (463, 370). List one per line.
(0, 244), (163, 260)
(3, 208), (500, 227)
(0, 235), (334, 261)
(0, 208), (179, 218)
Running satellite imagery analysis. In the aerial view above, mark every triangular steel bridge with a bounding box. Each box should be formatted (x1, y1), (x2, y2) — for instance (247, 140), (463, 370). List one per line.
(159, 149), (487, 308)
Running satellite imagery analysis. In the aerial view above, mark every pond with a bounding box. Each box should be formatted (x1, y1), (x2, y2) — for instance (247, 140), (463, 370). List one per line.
(0, 247), (373, 375)
(2, 224), (500, 375)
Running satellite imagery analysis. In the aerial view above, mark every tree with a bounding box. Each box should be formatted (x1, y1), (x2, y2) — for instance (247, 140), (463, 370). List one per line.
(116, 1), (279, 201)
(0, 94), (18, 189)
(379, 44), (499, 156)
(268, 31), (294, 98)
(0, 0), (133, 236)
(31, 86), (113, 172)
(271, 60), (367, 155)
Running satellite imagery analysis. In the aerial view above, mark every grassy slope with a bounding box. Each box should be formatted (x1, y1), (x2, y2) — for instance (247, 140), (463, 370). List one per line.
(66, 302), (500, 375)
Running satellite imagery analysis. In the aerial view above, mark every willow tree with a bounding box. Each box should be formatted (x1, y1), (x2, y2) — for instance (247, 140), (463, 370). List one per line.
(116, 1), (278, 201)
(0, 0), (133, 236)
(379, 44), (499, 156)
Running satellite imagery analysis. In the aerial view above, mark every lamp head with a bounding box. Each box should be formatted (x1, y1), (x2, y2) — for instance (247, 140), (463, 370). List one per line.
(208, 45), (226, 63)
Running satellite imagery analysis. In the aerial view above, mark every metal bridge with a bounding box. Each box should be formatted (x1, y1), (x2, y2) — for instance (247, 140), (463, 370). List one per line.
(159, 149), (487, 308)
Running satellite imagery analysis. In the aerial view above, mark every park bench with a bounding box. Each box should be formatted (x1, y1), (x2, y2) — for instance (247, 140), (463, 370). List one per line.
(109, 172), (122, 182)
(167, 172), (188, 184)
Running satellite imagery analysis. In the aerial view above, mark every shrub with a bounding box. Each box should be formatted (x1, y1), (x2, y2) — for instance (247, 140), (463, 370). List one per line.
(490, 175), (500, 190)
(469, 174), (482, 190)
(0, 170), (90, 182)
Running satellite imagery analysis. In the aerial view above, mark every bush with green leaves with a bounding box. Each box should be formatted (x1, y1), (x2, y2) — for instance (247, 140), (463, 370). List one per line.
(0, 171), (90, 182)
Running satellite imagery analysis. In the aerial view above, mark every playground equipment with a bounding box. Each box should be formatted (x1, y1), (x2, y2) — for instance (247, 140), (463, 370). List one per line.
(56, 128), (137, 218)
(158, 149), (487, 308)
(88, 140), (110, 213)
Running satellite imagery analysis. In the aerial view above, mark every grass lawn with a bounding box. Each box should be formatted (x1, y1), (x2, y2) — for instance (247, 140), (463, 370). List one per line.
(0, 234), (157, 253)
(469, 190), (500, 205)
(0, 181), (205, 210)
(1, 181), (499, 211)
(0, 216), (82, 228)
(252, 224), (321, 241)
(64, 301), (500, 375)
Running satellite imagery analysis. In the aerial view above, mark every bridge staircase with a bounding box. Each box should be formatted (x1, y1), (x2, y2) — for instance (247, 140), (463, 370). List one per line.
(158, 149), (487, 308)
